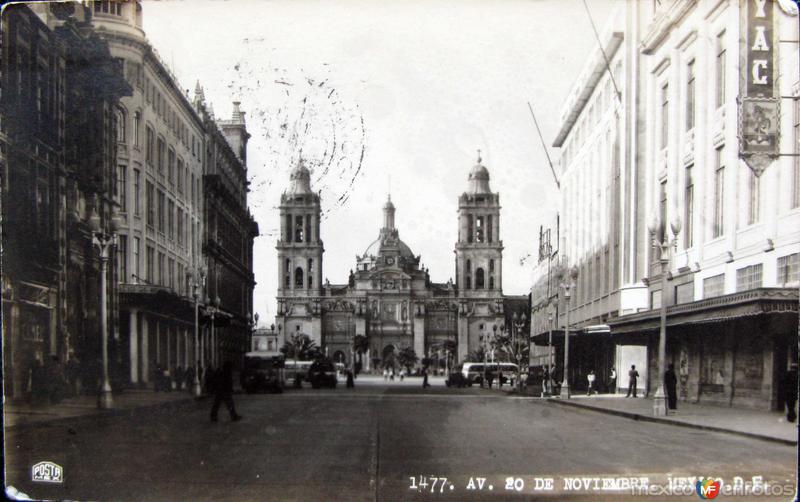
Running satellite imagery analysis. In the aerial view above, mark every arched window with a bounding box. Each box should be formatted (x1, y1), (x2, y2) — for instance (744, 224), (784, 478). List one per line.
(115, 108), (126, 143)
(307, 258), (313, 288)
(294, 267), (304, 288)
(294, 215), (304, 242)
(133, 111), (141, 147)
(284, 259), (290, 287)
(475, 268), (485, 289)
(466, 259), (472, 289)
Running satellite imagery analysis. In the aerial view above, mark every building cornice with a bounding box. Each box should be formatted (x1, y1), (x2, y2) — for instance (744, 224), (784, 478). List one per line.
(640, 0), (698, 55)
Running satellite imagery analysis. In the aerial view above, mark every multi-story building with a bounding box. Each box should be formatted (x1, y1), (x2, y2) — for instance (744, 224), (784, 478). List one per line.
(607, 0), (799, 410)
(531, 1), (652, 393)
(540, 0), (799, 410)
(198, 94), (259, 370)
(274, 156), (507, 369)
(1, 2), (130, 399)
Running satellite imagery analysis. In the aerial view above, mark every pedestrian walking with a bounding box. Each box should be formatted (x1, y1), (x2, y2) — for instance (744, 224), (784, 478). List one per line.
(625, 365), (639, 398)
(210, 361), (242, 423)
(390, 368), (395, 381)
(586, 370), (596, 396)
(422, 366), (431, 388)
(785, 363), (798, 423)
(664, 363), (678, 411)
(346, 368), (355, 388)
(383, 368), (388, 381)
(399, 368), (405, 381)
(608, 366), (617, 394)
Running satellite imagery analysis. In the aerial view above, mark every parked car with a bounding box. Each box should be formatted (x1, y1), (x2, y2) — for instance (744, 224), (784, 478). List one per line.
(445, 371), (471, 388)
(308, 360), (338, 389)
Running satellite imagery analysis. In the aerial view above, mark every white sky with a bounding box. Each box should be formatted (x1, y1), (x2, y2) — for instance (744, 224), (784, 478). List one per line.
(143, 0), (616, 324)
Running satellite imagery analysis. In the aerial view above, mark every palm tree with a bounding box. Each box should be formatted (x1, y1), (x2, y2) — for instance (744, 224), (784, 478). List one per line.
(397, 347), (419, 373)
(280, 334), (319, 361)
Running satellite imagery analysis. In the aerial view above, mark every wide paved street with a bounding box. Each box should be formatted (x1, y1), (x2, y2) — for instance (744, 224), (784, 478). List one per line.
(5, 379), (795, 501)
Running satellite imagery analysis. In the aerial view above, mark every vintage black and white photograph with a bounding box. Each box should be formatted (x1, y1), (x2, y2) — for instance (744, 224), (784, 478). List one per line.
(2, 0), (799, 500)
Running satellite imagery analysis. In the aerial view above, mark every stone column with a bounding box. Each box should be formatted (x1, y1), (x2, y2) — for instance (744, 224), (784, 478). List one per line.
(413, 315), (425, 361)
(129, 309), (139, 384)
(457, 314), (469, 362)
(141, 316), (150, 383)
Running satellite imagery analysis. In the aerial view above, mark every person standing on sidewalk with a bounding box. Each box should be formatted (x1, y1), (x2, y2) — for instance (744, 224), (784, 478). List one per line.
(586, 370), (596, 396)
(422, 366), (431, 388)
(608, 366), (617, 394)
(210, 361), (242, 423)
(665, 363), (678, 411)
(785, 363), (798, 423)
(625, 365), (639, 398)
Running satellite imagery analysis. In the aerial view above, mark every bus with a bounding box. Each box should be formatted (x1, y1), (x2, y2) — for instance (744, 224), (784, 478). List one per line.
(283, 360), (314, 385)
(241, 351), (285, 393)
(462, 362), (520, 386)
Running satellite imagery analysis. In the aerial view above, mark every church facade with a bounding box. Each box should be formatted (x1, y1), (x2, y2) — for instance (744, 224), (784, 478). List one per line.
(274, 156), (509, 369)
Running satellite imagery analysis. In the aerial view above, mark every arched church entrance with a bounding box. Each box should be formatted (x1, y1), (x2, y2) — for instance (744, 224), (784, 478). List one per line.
(382, 344), (396, 369)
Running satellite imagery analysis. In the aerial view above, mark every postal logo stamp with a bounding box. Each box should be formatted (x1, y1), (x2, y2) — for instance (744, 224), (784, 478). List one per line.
(32, 461), (63, 483)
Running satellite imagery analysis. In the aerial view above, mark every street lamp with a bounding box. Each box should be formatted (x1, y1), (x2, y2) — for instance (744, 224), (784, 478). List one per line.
(89, 208), (121, 409)
(648, 213), (681, 416)
(512, 312), (526, 391)
(188, 267), (206, 397)
(559, 264), (579, 399)
(207, 295), (221, 368)
(546, 303), (555, 397)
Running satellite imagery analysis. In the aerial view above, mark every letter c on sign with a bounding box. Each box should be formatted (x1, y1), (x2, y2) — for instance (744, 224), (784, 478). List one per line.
(752, 60), (768, 85)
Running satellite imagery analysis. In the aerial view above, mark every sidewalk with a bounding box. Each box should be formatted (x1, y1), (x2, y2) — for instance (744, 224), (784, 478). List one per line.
(547, 394), (798, 446)
(4, 389), (196, 429)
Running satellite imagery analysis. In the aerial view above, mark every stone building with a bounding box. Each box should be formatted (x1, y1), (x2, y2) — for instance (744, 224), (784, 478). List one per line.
(1, 2), (130, 399)
(274, 156), (508, 368)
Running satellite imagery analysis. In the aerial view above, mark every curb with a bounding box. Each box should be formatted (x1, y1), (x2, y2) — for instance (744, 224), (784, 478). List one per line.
(547, 398), (797, 447)
(5, 395), (202, 431)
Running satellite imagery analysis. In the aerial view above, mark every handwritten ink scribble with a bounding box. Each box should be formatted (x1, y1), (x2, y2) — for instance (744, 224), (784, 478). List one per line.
(226, 39), (368, 238)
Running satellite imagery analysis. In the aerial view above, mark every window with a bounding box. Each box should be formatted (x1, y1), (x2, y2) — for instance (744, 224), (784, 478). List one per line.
(651, 290), (662, 309)
(487, 215), (493, 243)
(466, 215), (474, 243)
(117, 165), (127, 212)
(167, 199), (175, 239)
(93, 1), (122, 16)
(133, 111), (141, 147)
(157, 190), (165, 233)
(684, 165), (693, 248)
(191, 174), (195, 208)
(294, 215), (304, 242)
(475, 268), (485, 289)
(284, 259), (291, 287)
(715, 31), (726, 108)
(660, 83), (669, 150)
(177, 158), (184, 193)
(157, 138), (165, 172)
(747, 169), (760, 225)
(736, 264), (763, 291)
(793, 98), (800, 209)
(659, 180), (667, 243)
(177, 208), (184, 245)
(675, 282), (693, 304)
(489, 259), (494, 272)
(146, 246), (154, 283)
(713, 147), (725, 238)
(168, 148), (175, 185)
(778, 253), (800, 286)
(294, 267), (304, 289)
(703, 274), (725, 298)
(307, 258), (314, 288)
(133, 169), (141, 216)
(158, 252), (165, 286)
(168, 258), (175, 290)
(146, 181), (155, 227)
(145, 127), (154, 166)
(475, 216), (484, 243)
(685, 60), (695, 131)
(465, 259), (472, 289)
(117, 235), (127, 282)
(133, 237), (140, 283)
(115, 108), (126, 143)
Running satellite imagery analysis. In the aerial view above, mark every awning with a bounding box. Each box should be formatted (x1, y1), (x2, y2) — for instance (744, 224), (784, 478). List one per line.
(607, 287), (798, 334)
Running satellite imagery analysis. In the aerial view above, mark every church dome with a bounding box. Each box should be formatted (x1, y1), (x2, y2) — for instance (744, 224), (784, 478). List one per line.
(287, 159), (312, 194)
(363, 235), (415, 260)
(468, 151), (492, 194)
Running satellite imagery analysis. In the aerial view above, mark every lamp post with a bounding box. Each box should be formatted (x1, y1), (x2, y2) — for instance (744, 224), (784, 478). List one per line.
(559, 265), (579, 399)
(89, 208), (121, 409)
(207, 295), (221, 368)
(512, 312), (526, 391)
(546, 304), (554, 397)
(648, 214), (681, 416)
(189, 267), (206, 397)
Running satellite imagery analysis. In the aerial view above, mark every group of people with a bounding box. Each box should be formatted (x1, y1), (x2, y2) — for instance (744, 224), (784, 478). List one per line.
(382, 367), (407, 381)
(153, 364), (199, 393)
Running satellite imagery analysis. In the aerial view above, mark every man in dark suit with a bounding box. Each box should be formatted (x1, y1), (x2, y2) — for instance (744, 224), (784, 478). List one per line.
(664, 363), (678, 411)
(210, 361), (242, 423)
(625, 365), (639, 398)
(785, 363), (798, 423)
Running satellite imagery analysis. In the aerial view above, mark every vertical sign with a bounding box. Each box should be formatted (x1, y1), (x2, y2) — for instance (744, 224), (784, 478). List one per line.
(739, 0), (780, 176)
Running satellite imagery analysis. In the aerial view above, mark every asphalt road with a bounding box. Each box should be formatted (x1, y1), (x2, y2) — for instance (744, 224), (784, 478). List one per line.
(4, 378), (796, 502)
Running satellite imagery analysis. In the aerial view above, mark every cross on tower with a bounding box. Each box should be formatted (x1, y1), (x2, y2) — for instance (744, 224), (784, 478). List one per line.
(477, 149), (482, 163)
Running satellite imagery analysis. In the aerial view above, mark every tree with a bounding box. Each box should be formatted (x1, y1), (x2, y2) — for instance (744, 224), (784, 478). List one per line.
(397, 347), (419, 373)
(496, 326), (530, 392)
(280, 334), (320, 361)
